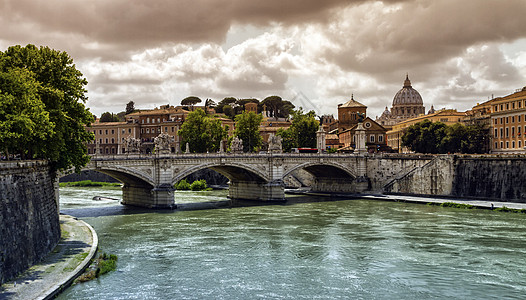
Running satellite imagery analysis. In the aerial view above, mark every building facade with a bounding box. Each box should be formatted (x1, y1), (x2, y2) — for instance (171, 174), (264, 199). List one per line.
(490, 87), (526, 154)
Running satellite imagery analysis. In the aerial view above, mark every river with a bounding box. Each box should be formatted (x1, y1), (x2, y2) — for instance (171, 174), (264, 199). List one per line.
(57, 187), (526, 299)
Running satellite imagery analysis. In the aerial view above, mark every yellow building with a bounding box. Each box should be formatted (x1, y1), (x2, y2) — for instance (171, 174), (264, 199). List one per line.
(490, 87), (526, 153)
(387, 109), (466, 153)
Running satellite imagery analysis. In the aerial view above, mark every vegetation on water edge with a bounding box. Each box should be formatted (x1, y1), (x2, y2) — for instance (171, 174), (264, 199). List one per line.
(427, 202), (475, 209)
(427, 202), (526, 213)
(76, 252), (118, 283)
(494, 206), (526, 213)
(175, 179), (212, 191)
(59, 180), (121, 187)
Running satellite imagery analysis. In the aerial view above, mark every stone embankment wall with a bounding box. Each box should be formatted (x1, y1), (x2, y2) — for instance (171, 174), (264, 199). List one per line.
(0, 160), (60, 285)
(382, 155), (526, 202)
(452, 156), (526, 202)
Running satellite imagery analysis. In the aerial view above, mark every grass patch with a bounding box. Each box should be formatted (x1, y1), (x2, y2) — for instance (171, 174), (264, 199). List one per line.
(427, 202), (475, 209)
(75, 252), (118, 283)
(59, 180), (121, 187)
(494, 206), (526, 213)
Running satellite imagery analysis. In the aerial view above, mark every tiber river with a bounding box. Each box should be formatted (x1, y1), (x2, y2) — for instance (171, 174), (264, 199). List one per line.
(57, 186), (526, 299)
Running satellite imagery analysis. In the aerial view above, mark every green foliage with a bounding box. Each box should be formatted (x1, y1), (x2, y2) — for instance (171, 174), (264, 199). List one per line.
(215, 97), (237, 114)
(190, 179), (209, 191)
(234, 111), (263, 152)
(178, 108), (228, 153)
(402, 120), (490, 154)
(59, 180), (121, 187)
(0, 44), (94, 172)
(0, 67), (54, 158)
(175, 179), (191, 190)
(494, 206), (526, 213)
(181, 96), (202, 106)
(260, 95), (294, 118)
(276, 108), (319, 151)
(125, 101), (135, 114)
(100, 112), (120, 122)
(76, 252), (118, 283)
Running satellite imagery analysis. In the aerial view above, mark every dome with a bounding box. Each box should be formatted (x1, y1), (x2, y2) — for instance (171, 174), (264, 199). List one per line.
(380, 107), (391, 118)
(392, 75), (423, 106)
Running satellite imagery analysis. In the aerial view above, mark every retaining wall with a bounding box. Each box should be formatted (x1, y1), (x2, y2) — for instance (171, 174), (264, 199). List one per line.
(0, 160), (60, 285)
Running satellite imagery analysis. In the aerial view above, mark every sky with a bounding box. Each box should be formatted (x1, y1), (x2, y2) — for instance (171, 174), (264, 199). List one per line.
(2, 0), (526, 119)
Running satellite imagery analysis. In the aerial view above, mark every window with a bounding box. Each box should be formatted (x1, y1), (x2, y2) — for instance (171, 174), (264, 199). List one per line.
(506, 103), (509, 110)
(520, 140), (522, 148)
(494, 105), (498, 112)
(99, 138), (102, 144)
(105, 130), (108, 135)
(158, 128), (161, 133)
(105, 148), (109, 154)
(512, 116), (515, 123)
(440, 118), (448, 122)
(111, 129), (115, 134)
(370, 135), (375, 142)
(518, 126), (522, 135)
(506, 141), (509, 148)
(112, 148), (116, 154)
(99, 130), (102, 135)
(111, 138), (115, 143)
(512, 127), (515, 136)
(105, 138), (109, 143)
(494, 119), (497, 125)
(500, 128), (503, 138)
(500, 104), (503, 111)
(495, 142), (498, 149)
(378, 135), (384, 142)
(157, 118), (160, 123)
(88, 148), (91, 154)
(141, 128), (144, 134)
(171, 127), (175, 132)
(506, 117), (509, 124)
(142, 119), (144, 124)
(500, 141), (503, 148)
(506, 127), (509, 138)
(512, 102), (515, 109)
(122, 129), (125, 134)
(146, 128), (150, 133)
(495, 129), (498, 138)
(165, 127), (168, 132)
(500, 118), (503, 124)
(147, 118), (150, 124)
(512, 141), (516, 148)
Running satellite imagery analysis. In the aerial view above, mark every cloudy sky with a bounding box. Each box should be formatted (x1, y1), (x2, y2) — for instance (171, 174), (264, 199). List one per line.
(2, 0), (526, 118)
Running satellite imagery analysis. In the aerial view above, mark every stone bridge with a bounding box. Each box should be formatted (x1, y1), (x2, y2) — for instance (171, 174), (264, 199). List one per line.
(82, 152), (441, 208)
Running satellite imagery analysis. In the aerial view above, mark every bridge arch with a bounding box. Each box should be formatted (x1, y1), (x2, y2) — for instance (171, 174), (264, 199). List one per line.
(82, 165), (155, 187)
(172, 162), (269, 186)
(283, 161), (357, 180)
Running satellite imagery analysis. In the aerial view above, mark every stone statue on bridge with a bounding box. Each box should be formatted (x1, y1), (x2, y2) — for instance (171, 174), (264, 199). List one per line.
(268, 134), (282, 153)
(231, 136), (243, 153)
(125, 136), (141, 154)
(154, 133), (171, 155)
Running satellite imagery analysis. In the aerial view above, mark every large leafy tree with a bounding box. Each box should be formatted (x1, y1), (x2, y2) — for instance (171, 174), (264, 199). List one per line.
(233, 111), (263, 152)
(402, 120), (490, 154)
(178, 108), (228, 153)
(276, 109), (319, 152)
(402, 120), (447, 154)
(260, 96), (294, 119)
(100, 112), (120, 122)
(0, 45), (94, 172)
(0, 68), (54, 158)
(181, 96), (202, 107)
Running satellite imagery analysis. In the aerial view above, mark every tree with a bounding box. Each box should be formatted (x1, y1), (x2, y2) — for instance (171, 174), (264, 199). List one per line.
(126, 101), (135, 114)
(234, 111), (263, 152)
(215, 97), (237, 113)
(260, 96), (295, 119)
(0, 67), (54, 158)
(100, 112), (120, 122)
(276, 108), (319, 152)
(0, 45), (94, 172)
(401, 120), (447, 153)
(181, 96), (202, 108)
(178, 108), (228, 153)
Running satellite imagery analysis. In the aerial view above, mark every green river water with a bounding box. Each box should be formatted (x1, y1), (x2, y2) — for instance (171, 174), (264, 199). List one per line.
(57, 187), (526, 299)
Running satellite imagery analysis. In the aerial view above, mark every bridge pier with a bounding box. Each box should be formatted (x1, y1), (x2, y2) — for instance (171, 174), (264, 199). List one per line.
(121, 184), (175, 208)
(228, 180), (285, 202)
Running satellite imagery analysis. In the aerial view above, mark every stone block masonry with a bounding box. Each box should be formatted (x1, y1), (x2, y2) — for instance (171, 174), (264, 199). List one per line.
(0, 160), (60, 285)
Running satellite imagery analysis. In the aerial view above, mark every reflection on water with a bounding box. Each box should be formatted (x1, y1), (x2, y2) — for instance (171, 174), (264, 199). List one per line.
(58, 187), (526, 299)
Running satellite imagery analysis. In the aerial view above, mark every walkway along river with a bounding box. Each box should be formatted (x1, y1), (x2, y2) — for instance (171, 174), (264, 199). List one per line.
(57, 186), (526, 299)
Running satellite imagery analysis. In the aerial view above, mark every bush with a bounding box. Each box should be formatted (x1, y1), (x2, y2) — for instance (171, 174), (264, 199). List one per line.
(175, 179), (191, 190)
(190, 179), (208, 191)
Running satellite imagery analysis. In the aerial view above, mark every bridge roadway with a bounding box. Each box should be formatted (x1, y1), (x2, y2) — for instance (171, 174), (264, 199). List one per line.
(83, 152), (437, 208)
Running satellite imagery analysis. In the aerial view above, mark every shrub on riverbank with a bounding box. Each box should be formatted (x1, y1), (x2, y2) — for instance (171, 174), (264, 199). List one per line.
(427, 202), (475, 209)
(76, 252), (118, 283)
(59, 180), (121, 187)
(175, 179), (212, 191)
(494, 206), (526, 213)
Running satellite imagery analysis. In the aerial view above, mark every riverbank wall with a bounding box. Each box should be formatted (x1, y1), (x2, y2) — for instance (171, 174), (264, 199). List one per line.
(383, 155), (526, 202)
(0, 160), (61, 285)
